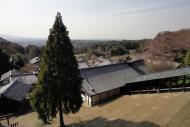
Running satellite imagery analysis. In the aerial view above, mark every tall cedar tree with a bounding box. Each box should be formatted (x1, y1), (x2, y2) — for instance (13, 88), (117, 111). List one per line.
(30, 12), (83, 127)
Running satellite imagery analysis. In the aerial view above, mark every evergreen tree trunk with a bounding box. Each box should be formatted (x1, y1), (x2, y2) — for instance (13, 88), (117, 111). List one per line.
(59, 101), (65, 127)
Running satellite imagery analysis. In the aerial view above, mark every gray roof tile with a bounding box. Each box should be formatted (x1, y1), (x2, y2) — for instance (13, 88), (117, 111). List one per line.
(126, 66), (190, 84)
(81, 60), (148, 95)
(0, 80), (31, 102)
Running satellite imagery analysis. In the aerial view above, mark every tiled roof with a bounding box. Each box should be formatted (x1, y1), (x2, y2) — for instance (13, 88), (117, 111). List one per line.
(81, 60), (149, 95)
(126, 66), (190, 84)
(0, 80), (31, 102)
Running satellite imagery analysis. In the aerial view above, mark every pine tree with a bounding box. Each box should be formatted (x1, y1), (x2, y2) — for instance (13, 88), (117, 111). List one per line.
(30, 12), (83, 127)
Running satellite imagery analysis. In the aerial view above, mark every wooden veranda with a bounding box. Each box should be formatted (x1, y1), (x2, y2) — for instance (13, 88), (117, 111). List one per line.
(124, 74), (190, 95)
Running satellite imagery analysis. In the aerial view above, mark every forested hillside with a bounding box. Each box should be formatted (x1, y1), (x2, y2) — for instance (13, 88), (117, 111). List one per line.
(74, 39), (150, 56)
(0, 37), (25, 55)
(0, 37), (42, 73)
(0, 37), (42, 59)
(143, 29), (190, 62)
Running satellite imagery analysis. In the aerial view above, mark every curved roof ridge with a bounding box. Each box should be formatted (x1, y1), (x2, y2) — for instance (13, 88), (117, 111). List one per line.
(80, 70), (96, 94)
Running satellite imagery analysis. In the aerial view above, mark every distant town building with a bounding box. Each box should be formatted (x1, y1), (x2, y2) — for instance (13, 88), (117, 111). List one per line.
(88, 56), (113, 67)
(0, 69), (37, 86)
(97, 59), (112, 66)
(78, 61), (89, 69)
(29, 57), (40, 65)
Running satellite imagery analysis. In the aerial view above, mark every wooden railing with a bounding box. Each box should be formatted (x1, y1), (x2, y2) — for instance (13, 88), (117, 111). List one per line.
(0, 113), (15, 126)
(0, 122), (18, 127)
(9, 122), (18, 127)
(0, 113), (14, 121)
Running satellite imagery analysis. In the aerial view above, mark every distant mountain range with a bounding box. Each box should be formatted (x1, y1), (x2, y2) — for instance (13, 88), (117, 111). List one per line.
(0, 36), (11, 43)
(0, 34), (121, 47)
(0, 36), (25, 55)
(1, 28), (190, 62)
(0, 34), (46, 47)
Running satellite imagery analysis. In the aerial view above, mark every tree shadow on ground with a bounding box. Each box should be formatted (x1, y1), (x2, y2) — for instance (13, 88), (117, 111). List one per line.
(68, 117), (160, 127)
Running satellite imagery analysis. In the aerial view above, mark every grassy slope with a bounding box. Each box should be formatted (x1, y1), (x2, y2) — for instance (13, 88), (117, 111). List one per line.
(164, 101), (190, 127)
(1, 92), (190, 127)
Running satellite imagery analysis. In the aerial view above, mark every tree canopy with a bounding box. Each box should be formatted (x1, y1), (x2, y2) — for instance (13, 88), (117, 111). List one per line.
(11, 53), (25, 70)
(0, 49), (11, 76)
(183, 50), (190, 66)
(30, 12), (83, 127)
(25, 45), (42, 59)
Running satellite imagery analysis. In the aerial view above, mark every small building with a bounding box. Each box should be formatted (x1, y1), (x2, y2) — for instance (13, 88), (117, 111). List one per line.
(88, 56), (113, 67)
(0, 70), (37, 115)
(78, 61), (89, 69)
(97, 60), (112, 66)
(81, 60), (149, 106)
(0, 80), (31, 114)
(29, 57), (40, 65)
(0, 69), (22, 86)
(0, 69), (37, 86)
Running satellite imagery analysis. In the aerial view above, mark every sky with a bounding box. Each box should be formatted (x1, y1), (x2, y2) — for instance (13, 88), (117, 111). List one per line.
(0, 0), (190, 39)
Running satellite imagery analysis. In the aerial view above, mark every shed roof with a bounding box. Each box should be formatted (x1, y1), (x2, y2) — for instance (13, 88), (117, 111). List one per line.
(0, 80), (31, 102)
(126, 66), (190, 84)
(81, 60), (149, 95)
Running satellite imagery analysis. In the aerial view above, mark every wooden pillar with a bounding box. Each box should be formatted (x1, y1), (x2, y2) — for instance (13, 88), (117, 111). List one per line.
(158, 80), (160, 93)
(85, 93), (87, 102)
(7, 117), (10, 125)
(139, 83), (142, 94)
(88, 95), (89, 105)
(176, 76), (179, 87)
(158, 83), (160, 93)
(100, 94), (102, 103)
(107, 91), (109, 100)
(107, 91), (110, 99)
(183, 75), (186, 92)
(169, 78), (172, 93)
